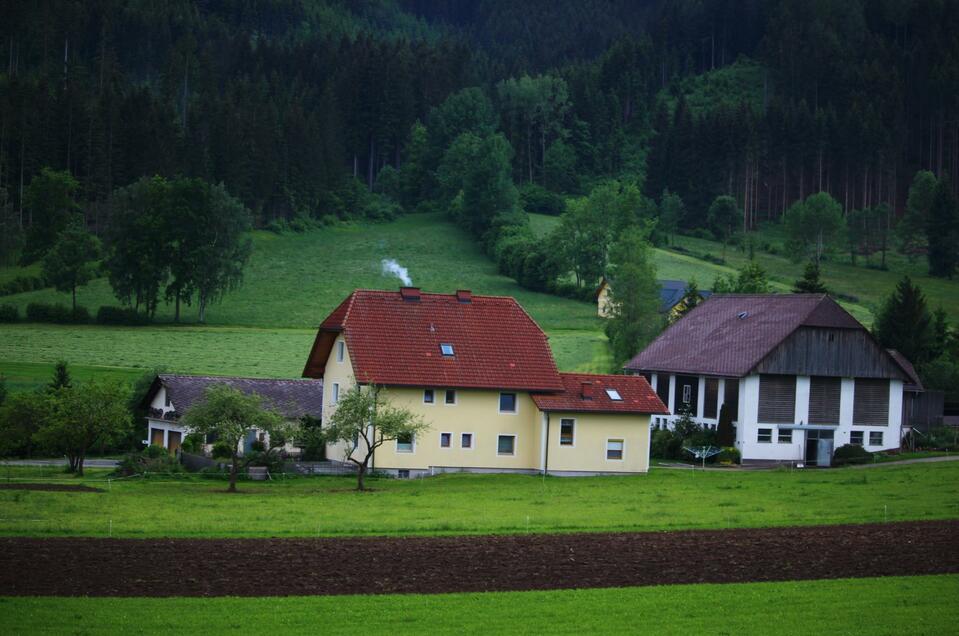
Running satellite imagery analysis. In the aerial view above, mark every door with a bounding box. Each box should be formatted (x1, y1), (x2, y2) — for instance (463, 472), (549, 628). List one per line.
(167, 430), (182, 454)
(817, 439), (834, 468)
(150, 428), (164, 447)
(804, 433), (818, 465)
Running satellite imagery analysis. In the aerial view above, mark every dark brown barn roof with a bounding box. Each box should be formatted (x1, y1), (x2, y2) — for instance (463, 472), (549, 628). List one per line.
(144, 374), (323, 419)
(887, 350), (924, 392)
(624, 294), (869, 377)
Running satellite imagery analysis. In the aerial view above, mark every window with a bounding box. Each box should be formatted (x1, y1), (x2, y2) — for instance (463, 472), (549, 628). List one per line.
(724, 379), (739, 421)
(445, 389), (457, 405)
(499, 392), (517, 413)
(703, 378), (718, 419)
(656, 375), (670, 406)
(397, 469), (410, 479)
(758, 375), (796, 424)
(682, 384), (692, 404)
(757, 428), (772, 443)
(461, 433), (473, 449)
(336, 341), (345, 362)
(606, 439), (624, 460)
(396, 433), (413, 453)
(854, 379), (890, 426)
(778, 429), (793, 444)
(423, 389), (435, 404)
(331, 383), (339, 405)
(674, 375), (698, 413)
(869, 431), (884, 446)
(850, 431), (864, 446)
(440, 343), (455, 356)
(605, 388), (622, 401)
(497, 434), (515, 455)
(440, 432), (451, 448)
(559, 419), (575, 446)
(164, 392), (171, 407)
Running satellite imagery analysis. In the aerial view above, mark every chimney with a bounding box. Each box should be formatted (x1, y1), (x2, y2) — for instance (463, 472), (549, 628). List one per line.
(581, 381), (594, 400)
(400, 286), (421, 302)
(456, 289), (472, 303)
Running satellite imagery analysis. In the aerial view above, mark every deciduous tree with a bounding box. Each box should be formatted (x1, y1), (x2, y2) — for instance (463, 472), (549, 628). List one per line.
(783, 192), (845, 265)
(604, 226), (663, 364)
(927, 178), (959, 278)
(41, 218), (100, 311)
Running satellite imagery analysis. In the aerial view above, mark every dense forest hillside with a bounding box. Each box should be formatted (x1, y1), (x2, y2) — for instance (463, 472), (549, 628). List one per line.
(2, 0), (957, 240)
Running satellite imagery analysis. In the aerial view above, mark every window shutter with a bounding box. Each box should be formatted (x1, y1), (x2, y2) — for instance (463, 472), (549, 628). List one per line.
(758, 374), (796, 424)
(853, 379), (889, 426)
(808, 377), (841, 425)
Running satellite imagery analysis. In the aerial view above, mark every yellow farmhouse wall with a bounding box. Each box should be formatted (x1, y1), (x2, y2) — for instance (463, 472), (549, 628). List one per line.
(544, 412), (650, 473)
(321, 334), (650, 474)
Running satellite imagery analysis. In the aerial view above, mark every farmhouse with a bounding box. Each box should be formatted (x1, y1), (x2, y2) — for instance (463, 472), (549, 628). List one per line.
(141, 374), (323, 452)
(624, 294), (918, 466)
(596, 278), (711, 319)
(303, 287), (667, 476)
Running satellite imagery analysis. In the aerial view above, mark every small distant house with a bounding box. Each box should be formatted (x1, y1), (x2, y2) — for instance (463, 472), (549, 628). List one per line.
(624, 294), (918, 466)
(596, 278), (711, 319)
(302, 287), (667, 476)
(141, 374), (323, 453)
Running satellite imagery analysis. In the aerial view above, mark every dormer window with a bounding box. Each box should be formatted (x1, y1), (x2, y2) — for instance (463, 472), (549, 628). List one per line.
(440, 343), (455, 357)
(605, 389), (623, 401)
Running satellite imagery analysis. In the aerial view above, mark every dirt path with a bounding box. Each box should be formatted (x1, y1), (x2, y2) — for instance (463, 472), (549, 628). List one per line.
(1, 521), (956, 597)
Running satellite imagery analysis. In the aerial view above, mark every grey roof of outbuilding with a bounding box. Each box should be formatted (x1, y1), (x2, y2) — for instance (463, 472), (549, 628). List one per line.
(887, 349), (924, 392)
(624, 294), (866, 377)
(147, 374), (323, 419)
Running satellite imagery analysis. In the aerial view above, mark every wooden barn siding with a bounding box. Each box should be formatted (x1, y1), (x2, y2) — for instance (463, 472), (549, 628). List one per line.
(755, 327), (906, 379)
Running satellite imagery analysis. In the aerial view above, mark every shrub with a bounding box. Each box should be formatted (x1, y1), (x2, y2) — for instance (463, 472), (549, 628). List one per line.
(519, 183), (566, 216)
(716, 446), (741, 464)
(922, 427), (959, 451)
(651, 428), (683, 459)
(0, 274), (47, 296)
(249, 439), (266, 453)
(116, 445), (184, 476)
(212, 441), (234, 459)
(689, 228), (715, 240)
(97, 305), (150, 325)
(0, 304), (18, 322)
(832, 443), (874, 466)
(244, 448), (286, 473)
(26, 302), (89, 323)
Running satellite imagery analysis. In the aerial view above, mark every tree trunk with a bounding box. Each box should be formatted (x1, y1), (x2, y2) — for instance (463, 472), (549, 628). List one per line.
(229, 452), (238, 492)
(356, 463), (366, 491)
(174, 288), (180, 322)
(72, 285), (76, 312)
(77, 452), (85, 476)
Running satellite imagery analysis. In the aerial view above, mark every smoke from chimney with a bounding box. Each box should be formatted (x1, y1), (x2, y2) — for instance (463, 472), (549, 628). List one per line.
(381, 258), (412, 286)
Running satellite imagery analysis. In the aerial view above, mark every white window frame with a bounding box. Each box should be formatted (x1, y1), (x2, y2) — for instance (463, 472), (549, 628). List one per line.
(439, 432), (452, 449)
(850, 430), (864, 446)
(336, 340), (345, 363)
(757, 428), (772, 443)
(605, 388), (623, 401)
(498, 392), (518, 414)
(869, 431), (883, 446)
(331, 382), (340, 405)
(497, 434), (517, 456)
(423, 388), (435, 405)
(444, 389), (457, 405)
(605, 438), (624, 461)
(396, 433), (414, 453)
(682, 384), (692, 404)
(461, 432), (474, 450)
(440, 343), (455, 356)
(777, 429), (793, 444)
(559, 418), (576, 447)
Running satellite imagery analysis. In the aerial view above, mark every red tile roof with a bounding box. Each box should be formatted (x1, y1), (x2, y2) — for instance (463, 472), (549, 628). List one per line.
(531, 373), (668, 415)
(303, 289), (565, 392)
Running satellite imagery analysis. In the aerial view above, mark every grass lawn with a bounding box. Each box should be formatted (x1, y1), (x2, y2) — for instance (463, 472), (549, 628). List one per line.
(1, 575), (955, 635)
(2, 462), (957, 538)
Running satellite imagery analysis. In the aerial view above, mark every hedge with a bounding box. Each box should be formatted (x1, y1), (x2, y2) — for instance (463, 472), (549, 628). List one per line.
(25, 302), (90, 324)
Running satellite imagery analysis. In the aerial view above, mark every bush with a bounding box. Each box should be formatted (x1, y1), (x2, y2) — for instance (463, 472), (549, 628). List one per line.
(97, 305), (150, 325)
(922, 427), (959, 451)
(249, 439), (266, 453)
(832, 443), (874, 466)
(26, 302), (89, 323)
(212, 441), (234, 459)
(651, 428), (683, 459)
(519, 183), (566, 216)
(689, 228), (715, 240)
(0, 304), (18, 322)
(0, 274), (47, 296)
(116, 445), (184, 476)
(716, 446), (741, 464)
(244, 448), (286, 473)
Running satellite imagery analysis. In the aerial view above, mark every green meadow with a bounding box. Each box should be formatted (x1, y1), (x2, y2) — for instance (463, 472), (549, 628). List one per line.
(2, 463), (956, 538)
(2, 575), (955, 635)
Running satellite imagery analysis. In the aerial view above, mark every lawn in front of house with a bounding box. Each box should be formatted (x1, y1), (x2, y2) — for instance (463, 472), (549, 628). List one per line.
(1, 575), (955, 635)
(1, 462), (956, 539)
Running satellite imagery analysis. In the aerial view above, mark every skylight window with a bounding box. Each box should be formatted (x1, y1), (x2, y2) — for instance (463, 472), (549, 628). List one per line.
(440, 343), (455, 356)
(605, 388), (623, 401)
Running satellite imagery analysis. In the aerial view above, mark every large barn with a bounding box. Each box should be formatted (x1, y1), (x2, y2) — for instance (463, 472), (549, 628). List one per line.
(624, 294), (918, 466)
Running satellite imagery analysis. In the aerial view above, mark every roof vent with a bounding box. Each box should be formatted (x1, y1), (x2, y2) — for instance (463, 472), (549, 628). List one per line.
(581, 381), (594, 400)
(737, 311), (749, 320)
(456, 289), (472, 303)
(400, 287), (421, 301)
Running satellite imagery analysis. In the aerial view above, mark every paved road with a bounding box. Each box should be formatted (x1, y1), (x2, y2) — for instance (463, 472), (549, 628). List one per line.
(0, 458), (120, 468)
